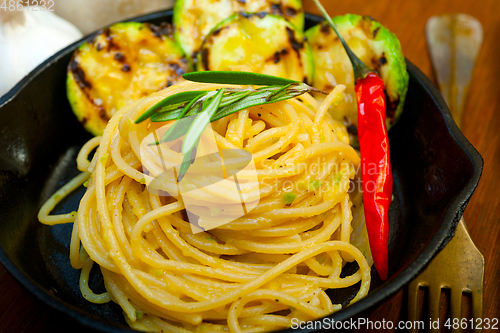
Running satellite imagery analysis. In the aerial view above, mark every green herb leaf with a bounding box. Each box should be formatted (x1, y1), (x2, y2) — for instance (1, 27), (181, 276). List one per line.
(155, 101), (190, 114)
(153, 269), (163, 277)
(136, 90), (209, 123)
(283, 192), (297, 205)
(212, 89), (273, 121)
(182, 88), (225, 154)
(211, 87), (305, 122)
(183, 71), (300, 86)
(150, 105), (193, 122)
(218, 90), (253, 108)
(177, 144), (198, 182)
(333, 93), (344, 105)
(160, 93), (210, 143)
(308, 180), (322, 191)
(266, 83), (291, 101)
(135, 310), (143, 320)
(152, 114), (196, 146)
(334, 172), (343, 184)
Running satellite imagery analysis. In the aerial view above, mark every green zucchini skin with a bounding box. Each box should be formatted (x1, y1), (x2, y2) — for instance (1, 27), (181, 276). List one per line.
(196, 12), (314, 84)
(67, 22), (190, 136)
(173, 0), (304, 60)
(306, 14), (409, 133)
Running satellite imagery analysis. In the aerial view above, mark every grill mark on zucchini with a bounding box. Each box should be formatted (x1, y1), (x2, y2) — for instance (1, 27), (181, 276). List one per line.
(69, 60), (91, 90)
(286, 26), (304, 52)
(368, 53), (388, 77)
(347, 124), (358, 135)
(121, 64), (131, 72)
(271, 4), (282, 15)
(271, 48), (289, 64)
(171, 62), (187, 76)
(211, 27), (223, 37)
(151, 22), (174, 39)
(201, 48), (210, 70)
(385, 92), (399, 124)
(100, 28), (120, 52)
(88, 33), (97, 44)
(270, 3), (298, 19)
(241, 11), (268, 19)
(114, 52), (125, 62)
(69, 59), (109, 124)
(320, 23), (330, 34)
(98, 106), (108, 120)
(359, 16), (377, 37)
(284, 7), (298, 17)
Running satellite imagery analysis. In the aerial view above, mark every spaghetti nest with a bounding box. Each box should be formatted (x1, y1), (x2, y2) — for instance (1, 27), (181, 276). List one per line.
(39, 81), (371, 332)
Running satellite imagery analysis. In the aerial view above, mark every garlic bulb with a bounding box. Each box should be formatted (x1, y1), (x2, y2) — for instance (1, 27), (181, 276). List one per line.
(0, 8), (83, 97)
(54, 0), (174, 35)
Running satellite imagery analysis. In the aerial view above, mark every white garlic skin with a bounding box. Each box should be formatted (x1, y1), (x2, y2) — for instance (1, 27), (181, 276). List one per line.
(0, 7), (82, 97)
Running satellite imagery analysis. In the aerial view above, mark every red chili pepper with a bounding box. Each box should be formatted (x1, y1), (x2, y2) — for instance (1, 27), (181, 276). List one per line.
(356, 73), (392, 281)
(312, 0), (393, 280)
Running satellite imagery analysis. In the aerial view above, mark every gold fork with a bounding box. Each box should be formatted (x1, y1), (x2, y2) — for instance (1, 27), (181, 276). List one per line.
(408, 13), (484, 332)
(408, 219), (484, 332)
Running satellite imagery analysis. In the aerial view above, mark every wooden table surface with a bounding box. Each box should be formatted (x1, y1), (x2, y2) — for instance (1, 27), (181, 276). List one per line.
(1, 0), (499, 332)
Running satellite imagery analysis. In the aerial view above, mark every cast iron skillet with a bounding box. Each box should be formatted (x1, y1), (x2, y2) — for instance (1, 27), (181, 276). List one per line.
(0, 9), (483, 333)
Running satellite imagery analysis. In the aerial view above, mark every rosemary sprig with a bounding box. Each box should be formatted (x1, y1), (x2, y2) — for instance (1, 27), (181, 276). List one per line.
(135, 71), (327, 181)
(136, 71), (325, 125)
(136, 90), (209, 123)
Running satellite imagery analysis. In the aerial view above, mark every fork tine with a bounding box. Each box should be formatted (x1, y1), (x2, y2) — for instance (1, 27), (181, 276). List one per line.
(454, 218), (484, 329)
(428, 284), (442, 333)
(466, 259), (484, 330)
(408, 280), (421, 333)
(450, 289), (463, 332)
(471, 289), (484, 332)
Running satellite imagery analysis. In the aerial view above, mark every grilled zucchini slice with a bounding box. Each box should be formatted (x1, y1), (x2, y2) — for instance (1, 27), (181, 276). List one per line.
(197, 12), (313, 83)
(67, 22), (190, 136)
(306, 14), (409, 132)
(173, 0), (304, 59)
